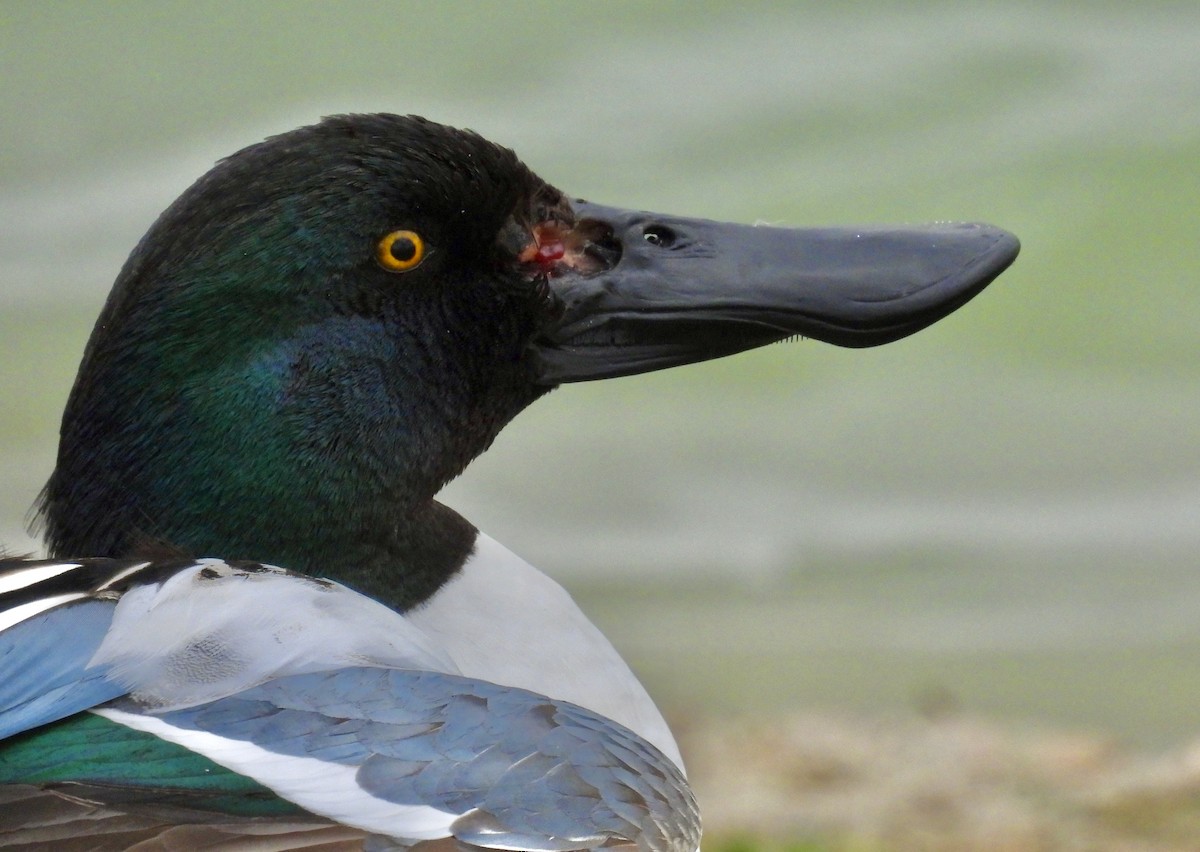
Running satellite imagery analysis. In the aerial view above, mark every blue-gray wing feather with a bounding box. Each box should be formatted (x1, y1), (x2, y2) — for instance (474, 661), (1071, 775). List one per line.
(0, 599), (125, 738)
(143, 667), (700, 852)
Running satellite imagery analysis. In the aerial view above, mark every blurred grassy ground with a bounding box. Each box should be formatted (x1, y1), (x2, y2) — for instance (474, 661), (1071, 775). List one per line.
(686, 710), (1200, 851)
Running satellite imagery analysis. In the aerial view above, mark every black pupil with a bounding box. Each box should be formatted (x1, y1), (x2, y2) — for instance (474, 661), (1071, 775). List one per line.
(642, 225), (674, 248)
(390, 236), (417, 262)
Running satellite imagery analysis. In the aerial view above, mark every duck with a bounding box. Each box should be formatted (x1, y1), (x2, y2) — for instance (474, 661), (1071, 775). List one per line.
(0, 113), (1019, 850)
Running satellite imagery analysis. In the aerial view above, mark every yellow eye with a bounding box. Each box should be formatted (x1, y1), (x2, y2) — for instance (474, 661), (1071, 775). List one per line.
(376, 229), (426, 272)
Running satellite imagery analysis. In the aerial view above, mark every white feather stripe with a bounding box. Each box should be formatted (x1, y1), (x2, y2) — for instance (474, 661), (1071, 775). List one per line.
(0, 593), (87, 632)
(94, 707), (458, 841)
(0, 562), (80, 595)
(93, 560), (153, 590)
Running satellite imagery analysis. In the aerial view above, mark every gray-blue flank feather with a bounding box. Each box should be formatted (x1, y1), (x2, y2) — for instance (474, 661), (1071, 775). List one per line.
(0, 599), (124, 738)
(132, 667), (699, 852)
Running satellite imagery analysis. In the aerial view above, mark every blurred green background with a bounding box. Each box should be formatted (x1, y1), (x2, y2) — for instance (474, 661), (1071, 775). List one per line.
(3, 1), (1198, 754)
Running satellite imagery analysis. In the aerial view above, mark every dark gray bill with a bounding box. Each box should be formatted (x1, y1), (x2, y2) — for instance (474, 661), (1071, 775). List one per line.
(529, 201), (1019, 384)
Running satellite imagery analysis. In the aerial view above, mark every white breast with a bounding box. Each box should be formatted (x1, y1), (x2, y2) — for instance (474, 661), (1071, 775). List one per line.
(406, 533), (685, 772)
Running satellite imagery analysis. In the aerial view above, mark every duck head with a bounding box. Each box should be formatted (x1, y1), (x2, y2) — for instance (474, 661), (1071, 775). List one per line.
(39, 114), (1017, 607)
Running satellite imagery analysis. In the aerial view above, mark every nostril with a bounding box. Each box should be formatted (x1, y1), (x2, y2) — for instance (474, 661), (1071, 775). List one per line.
(642, 225), (676, 248)
(573, 220), (622, 271)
